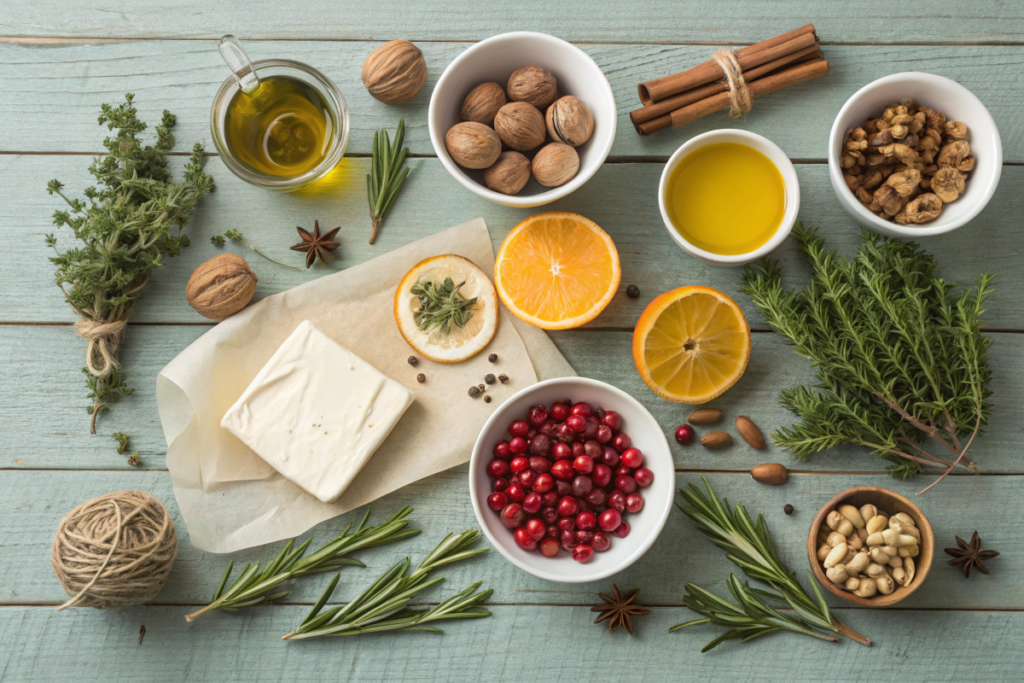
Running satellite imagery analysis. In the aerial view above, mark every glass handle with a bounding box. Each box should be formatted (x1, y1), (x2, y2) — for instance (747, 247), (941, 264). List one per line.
(219, 35), (261, 93)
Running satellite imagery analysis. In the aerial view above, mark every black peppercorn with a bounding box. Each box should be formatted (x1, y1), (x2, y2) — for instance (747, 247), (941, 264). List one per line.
(484, 395), (492, 403)
(488, 353), (498, 363)
(484, 374), (496, 384)
(498, 374), (508, 384)
(783, 504), (794, 515)
(626, 285), (640, 299)
(469, 386), (480, 397)
(416, 373), (425, 383)
(408, 356), (418, 366)
(478, 384), (486, 392)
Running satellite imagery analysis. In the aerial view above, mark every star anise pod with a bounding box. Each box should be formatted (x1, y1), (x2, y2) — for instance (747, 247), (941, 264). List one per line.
(591, 584), (650, 635)
(290, 220), (340, 268)
(945, 531), (999, 578)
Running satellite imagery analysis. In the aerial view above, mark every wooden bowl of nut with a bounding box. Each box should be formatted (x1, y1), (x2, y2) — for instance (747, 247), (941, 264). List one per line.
(808, 486), (933, 607)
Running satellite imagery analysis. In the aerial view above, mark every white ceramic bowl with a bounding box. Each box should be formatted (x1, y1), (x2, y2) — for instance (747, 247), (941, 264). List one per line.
(469, 377), (673, 583)
(828, 72), (1002, 237)
(658, 129), (800, 265)
(428, 32), (616, 208)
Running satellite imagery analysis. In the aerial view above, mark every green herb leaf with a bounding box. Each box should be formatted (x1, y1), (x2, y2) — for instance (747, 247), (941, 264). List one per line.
(410, 277), (478, 335)
(366, 119), (411, 245)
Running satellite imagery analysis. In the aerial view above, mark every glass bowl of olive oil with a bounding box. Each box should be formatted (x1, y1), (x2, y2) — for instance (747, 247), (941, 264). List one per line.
(211, 58), (349, 191)
(658, 130), (799, 265)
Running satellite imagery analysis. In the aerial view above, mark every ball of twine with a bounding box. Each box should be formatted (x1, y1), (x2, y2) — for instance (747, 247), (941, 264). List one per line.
(51, 490), (178, 610)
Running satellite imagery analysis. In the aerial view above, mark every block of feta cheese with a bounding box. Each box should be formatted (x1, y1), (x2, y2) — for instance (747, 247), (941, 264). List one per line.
(220, 320), (415, 503)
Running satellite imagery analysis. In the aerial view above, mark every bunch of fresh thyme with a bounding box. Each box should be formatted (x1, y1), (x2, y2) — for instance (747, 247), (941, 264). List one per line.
(46, 94), (213, 432)
(412, 277), (477, 335)
(740, 223), (993, 490)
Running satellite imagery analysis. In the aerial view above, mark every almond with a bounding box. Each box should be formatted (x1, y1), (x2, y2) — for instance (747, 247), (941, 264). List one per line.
(688, 408), (723, 425)
(750, 463), (788, 485)
(700, 431), (732, 449)
(735, 416), (766, 449)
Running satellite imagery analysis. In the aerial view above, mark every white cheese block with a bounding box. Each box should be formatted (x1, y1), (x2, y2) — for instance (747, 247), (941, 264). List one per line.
(220, 320), (414, 503)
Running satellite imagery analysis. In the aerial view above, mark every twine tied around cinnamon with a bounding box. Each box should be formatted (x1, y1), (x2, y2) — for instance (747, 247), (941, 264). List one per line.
(51, 490), (178, 610)
(73, 315), (126, 379)
(711, 49), (753, 118)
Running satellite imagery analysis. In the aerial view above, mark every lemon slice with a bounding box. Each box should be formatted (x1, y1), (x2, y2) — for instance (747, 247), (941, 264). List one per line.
(395, 254), (498, 363)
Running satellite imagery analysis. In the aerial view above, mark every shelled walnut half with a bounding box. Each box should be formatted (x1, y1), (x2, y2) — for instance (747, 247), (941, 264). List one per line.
(842, 99), (971, 226)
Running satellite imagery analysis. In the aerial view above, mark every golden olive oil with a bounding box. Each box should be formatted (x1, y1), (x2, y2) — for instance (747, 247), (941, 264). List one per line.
(223, 75), (332, 178)
(666, 142), (785, 255)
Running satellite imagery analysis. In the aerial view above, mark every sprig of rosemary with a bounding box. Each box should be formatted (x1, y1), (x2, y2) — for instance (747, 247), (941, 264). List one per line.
(283, 529), (491, 640)
(411, 277), (477, 335)
(212, 228), (303, 270)
(184, 507), (419, 622)
(739, 223), (994, 490)
(366, 119), (411, 245)
(672, 477), (870, 649)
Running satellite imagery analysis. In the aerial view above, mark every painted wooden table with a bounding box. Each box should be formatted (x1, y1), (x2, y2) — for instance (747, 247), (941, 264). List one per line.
(2, 3), (1022, 680)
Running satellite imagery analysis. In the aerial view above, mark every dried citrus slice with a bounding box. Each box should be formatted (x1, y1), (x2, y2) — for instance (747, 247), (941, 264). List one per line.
(632, 286), (751, 404)
(394, 254), (498, 363)
(494, 212), (620, 330)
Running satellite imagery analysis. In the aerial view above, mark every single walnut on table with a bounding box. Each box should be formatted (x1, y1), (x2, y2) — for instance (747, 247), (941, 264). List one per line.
(842, 99), (972, 225)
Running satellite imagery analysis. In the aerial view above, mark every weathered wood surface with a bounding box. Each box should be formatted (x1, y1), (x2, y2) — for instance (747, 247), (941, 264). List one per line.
(1, 40), (1022, 162)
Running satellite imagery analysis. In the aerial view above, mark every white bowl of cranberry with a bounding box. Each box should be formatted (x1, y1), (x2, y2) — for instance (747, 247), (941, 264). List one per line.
(469, 377), (673, 582)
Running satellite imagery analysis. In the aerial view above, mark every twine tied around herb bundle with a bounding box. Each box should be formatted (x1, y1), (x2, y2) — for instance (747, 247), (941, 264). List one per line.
(711, 49), (753, 118)
(51, 490), (178, 610)
(73, 315), (126, 379)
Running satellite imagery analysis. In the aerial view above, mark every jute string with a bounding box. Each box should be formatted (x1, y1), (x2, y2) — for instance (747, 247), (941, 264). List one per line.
(711, 49), (753, 118)
(73, 316), (126, 379)
(51, 490), (178, 610)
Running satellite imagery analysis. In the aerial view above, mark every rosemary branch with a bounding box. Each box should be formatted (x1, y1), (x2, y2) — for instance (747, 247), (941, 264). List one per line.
(366, 119), (411, 245)
(184, 507), (419, 622)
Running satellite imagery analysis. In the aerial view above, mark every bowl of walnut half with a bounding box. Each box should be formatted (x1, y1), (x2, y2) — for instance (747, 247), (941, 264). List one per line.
(828, 72), (1002, 237)
(428, 31), (616, 207)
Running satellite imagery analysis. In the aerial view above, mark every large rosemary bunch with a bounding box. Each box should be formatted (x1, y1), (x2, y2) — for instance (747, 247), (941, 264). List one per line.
(46, 94), (214, 432)
(740, 223), (993, 489)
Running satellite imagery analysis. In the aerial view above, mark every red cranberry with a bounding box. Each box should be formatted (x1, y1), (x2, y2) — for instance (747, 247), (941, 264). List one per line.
(566, 415), (587, 433)
(529, 456), (551, 475)
(510, 457), (529, 474)
(557, 496), (579, 517)
(572, 475), (593, 497)
(506, 483), (526, 502)
(493, 441), (511, 460)
(522, 492), (542, 514)
(582, 416), (600, 440)
(598, 509), (622, 532)
(540, 537), (560, 557)
(595, 425), (613, 444)
(551, 459), (574, 480)
(576, 498), (590, 513)
(557, 517), (575, 532)
(493, 477), (509, 492)
(575, 530), (594, 544)
(528, 434), (552, 457)
(602, 411), (622, 431)
(608, 490), (626, 512)
(572, 544), (594, 563)
(514, 527), (537, 550)
(509, 437), (528, 455)
(576, 511), (597, 530)
(626, 493), (644, 513)
(634, 467), (654, 487)
(546, 524), (559, 538)
(674, 423), (695, 445)
(591, 531), (611, 551)
(526, 429), (538, 440)
(552, 442), (572, 460)
(486, 459), (509, 478)
(528, 404), (548, 427)
(518, 469), (536, 489)
(593, 406), (606, 420)
(585, 489), (607, 508)
(508, 420), (530, 437)
(539, 420), (559, 438)
(615, 475), (637, 494)
(621, 447), (644, 469)
(541, 490), (558, 507)
(499, 503), (524, 529)
(556, 423), (577, 443)
(571, 442), (586, 458)
(614, 520), (631, 538)
(583, 440), (603, 459)
(555, 480), (573, 497)
(592, 464), (613, 488)
(487, 492), (507, 511)
(560, 530), (576, 552)
(612, 433), (631, 453)
(614, 466), (631, 477)
(533, 473), (554, 493)
(573, 455), (594, 475)
(549, 402), (570, 421)
(601, 446), (620, 468)
(570, 402), (592, 417)
(525, 518), (546, 541)
(540, 506), (558, 524)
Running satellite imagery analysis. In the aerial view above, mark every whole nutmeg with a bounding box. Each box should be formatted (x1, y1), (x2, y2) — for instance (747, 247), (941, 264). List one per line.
(483, 151), (531, 195)
(493, 102), (546, 152)
(461, 82), (506, 126)
(531, 142), (579, 188)
(507, 65), (558, 109)
(546, 96), (594, 147)
(186, 253), (257, 321)
(361, 40), (427, 105)
(445, 122), (501, 169)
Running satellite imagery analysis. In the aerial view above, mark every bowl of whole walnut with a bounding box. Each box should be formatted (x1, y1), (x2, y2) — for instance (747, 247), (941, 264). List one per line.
(829, 72), (1002, 237)
(428, 31), (616, 207)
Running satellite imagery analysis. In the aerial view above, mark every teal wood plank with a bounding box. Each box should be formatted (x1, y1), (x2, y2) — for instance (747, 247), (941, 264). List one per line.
(5, 157), (1021, 329)
(2, 1), (1021, 43)
(3, 325), (1022, 474)
(1, 470), (1019, 609)
(1, 40), (1022, 161)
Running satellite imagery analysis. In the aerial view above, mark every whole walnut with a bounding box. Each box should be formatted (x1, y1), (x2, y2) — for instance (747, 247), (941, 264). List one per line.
(545, 96), (594, 147)
(483, 151), (531, 195)
(532, 142), (579, 187)
(445, 122), (501, 169)
(187, 253), (257, 321)
(507, 66), (558, 109)
(361, 40), (427, 105)
(461, 82), (506, 126)
(493, 102), (546, 152)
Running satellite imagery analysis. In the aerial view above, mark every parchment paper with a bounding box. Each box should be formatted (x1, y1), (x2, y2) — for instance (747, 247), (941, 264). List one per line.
(157, 218), (575, 553)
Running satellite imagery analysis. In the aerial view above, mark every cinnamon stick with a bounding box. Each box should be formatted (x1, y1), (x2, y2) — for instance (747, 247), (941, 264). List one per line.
(638, 24), (816, 104)
(636, 58), (829, 136)
(630, 43), (821, 127)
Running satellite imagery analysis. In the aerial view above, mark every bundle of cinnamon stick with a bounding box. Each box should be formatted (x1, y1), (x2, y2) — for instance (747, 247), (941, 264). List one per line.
(631, 25), (829, 136)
